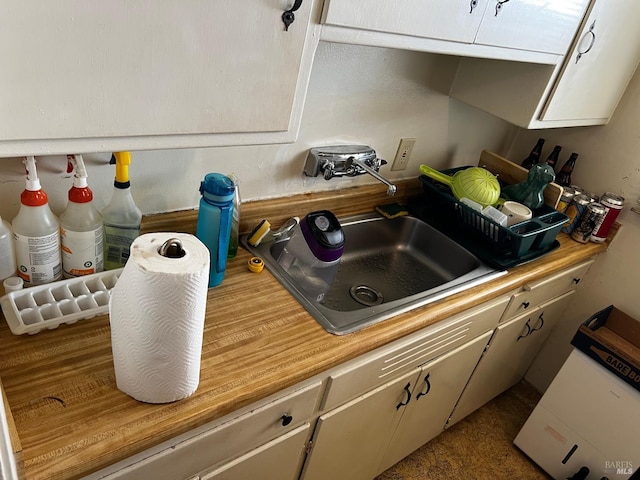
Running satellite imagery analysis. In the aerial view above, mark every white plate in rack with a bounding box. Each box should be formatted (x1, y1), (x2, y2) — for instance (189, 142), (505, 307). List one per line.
(0, 269), (123, 335)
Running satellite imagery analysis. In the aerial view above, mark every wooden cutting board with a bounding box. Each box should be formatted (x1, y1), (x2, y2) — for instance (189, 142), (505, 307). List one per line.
(478, 150), (563, 208)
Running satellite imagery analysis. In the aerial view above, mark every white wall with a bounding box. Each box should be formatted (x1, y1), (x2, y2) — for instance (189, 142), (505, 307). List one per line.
(516, 66), (640, 392)
(0, 42), (517, 223)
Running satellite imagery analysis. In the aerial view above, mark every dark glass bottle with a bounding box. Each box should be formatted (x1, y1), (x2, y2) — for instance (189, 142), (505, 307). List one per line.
(545, 145), (562, 171)
(521, 138), (545, 170)
(556, 152), (578, 187)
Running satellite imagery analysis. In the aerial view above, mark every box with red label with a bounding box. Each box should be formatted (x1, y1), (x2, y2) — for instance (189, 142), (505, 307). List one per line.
(571, 305), (640, 393)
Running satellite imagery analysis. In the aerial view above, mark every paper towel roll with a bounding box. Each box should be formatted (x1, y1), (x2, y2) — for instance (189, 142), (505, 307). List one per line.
(109, 232), (210, 403)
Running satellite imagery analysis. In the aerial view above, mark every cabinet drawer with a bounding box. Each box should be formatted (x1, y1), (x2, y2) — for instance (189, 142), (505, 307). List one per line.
(321, 295), (510, 412)
(502, 259), (593, 321)
(95, 382), (323, 480)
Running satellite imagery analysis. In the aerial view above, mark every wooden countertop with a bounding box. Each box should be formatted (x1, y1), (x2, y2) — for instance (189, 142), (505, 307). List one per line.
(0, 182), (612, 479)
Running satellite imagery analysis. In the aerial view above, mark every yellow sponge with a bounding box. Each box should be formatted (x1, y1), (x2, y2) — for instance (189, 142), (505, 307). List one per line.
(376, 203), (408, 219)
(247, 219), (271, 247)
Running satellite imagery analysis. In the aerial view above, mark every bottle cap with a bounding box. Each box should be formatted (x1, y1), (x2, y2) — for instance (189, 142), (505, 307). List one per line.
(199, 173), (235, 205)
(20, 189), (48, 207)
(68, 186), (93, 203)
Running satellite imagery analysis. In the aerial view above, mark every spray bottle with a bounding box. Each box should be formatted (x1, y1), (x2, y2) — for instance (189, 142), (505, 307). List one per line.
(0, 215), (16, 281)
(59, 154), (104, 277)
(102, 151), (142, 270)
(12, 156), (62, 285)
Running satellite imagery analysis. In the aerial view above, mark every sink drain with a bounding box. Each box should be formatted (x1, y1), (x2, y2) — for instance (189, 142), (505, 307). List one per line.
(349, 285), (384, 307)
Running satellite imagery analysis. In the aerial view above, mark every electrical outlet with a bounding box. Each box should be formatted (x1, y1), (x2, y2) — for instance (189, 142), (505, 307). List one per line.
(391, 137), (416, 171)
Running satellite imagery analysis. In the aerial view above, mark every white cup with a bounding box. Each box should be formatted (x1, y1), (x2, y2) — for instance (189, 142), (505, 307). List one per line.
(500, 201), (533, 226)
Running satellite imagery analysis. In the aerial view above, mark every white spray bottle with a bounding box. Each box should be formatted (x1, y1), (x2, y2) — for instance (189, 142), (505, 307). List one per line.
(11, 156), (62, 285)
(60, 154), (104, 277)
(102, 151), (142, 270)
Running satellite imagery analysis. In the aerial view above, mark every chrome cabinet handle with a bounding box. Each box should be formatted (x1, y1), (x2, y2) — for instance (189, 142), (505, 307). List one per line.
(495, 0), (510, 17)
(416, 373), (431, 400)
(396, 382), (412, 410)
(576, 20), (596, 63)
(282, 0), (303, 31)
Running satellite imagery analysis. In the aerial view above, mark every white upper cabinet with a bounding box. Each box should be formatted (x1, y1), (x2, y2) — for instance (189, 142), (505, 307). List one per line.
(320, 0), (589, 63)
(322, 0), (489, 44)
(540, 0), (640, 122)
(451, 0), (640, 128)
(0, 0), (319, 156)
(474, 0), (590, 55)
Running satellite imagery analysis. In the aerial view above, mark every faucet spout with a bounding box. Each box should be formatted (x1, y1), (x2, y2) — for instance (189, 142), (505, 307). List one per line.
(350, 158), (397, 196)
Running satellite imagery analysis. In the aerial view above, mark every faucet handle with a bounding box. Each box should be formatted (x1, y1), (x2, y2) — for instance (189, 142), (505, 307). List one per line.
(322, 160), (335, 180)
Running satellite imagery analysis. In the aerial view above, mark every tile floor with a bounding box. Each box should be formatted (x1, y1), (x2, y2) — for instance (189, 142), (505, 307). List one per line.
(376, 381), (552, 480)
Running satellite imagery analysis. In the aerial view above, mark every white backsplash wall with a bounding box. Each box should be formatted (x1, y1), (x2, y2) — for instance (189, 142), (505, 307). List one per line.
(514, 65), (640, 392)
(0, 42), (517, 222)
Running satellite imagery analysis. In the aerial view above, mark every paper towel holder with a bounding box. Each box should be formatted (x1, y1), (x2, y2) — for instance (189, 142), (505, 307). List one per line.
(158, 238), (186, 259)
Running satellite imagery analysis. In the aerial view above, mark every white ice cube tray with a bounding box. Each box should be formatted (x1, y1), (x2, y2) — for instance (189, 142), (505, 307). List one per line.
(0, 269), (122, 335)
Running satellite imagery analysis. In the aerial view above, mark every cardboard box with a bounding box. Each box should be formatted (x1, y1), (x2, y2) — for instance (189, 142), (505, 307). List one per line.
(571, 305), (640, 392)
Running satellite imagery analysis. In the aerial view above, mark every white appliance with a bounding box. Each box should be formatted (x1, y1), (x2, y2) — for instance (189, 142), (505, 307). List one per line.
(515, 349), (640, 479)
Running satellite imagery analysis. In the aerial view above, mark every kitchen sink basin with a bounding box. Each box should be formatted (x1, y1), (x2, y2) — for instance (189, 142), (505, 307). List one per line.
(242, 213), (505, 335)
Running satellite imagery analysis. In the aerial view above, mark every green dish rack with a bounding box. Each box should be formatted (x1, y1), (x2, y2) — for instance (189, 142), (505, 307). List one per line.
(418, 168), (569, 260)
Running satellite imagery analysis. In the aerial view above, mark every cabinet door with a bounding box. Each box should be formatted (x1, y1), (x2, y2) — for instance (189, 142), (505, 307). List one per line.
(448, 290), (574, 426)
(541, 0), (640, 122)
(300, 369), (421, 480)
(200, 424), (310, 480)
(474, 0), (589, 55)
(377, 331), (493, 475)
(0, 0), (316, 154)
(322, 0), (489, 43)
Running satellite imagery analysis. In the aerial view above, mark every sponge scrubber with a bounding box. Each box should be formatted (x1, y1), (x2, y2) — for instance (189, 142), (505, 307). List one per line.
(375, 203), (408, 219)
(247, 219), (272, 247)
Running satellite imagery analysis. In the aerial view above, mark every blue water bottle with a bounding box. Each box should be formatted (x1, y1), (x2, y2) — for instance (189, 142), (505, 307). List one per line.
(196, 173), (235, 287)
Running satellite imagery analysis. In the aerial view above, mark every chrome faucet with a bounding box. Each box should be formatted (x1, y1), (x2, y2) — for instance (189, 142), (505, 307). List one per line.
(303, 145), (397, 196)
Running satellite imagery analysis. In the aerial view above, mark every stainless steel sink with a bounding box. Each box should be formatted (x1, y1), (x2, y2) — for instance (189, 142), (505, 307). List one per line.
(243, 213), (505, 335)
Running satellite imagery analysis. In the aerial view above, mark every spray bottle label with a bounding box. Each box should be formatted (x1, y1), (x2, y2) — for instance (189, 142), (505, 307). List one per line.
(61, 227), (104, 277)
(104, 225), (140, 269)
(13, 231), (62, 285)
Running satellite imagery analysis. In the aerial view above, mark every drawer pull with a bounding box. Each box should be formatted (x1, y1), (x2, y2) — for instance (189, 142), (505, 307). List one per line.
(517, 319), (532, 341)
(416, 373), (431, 400)
(532, 313), (544, 332)
(573, 277), (581, 284)
(282, 0), (303, 31)
(396, 382), (412, 410)
(280, 414), (293, 427)
(522, 301), (530, 309)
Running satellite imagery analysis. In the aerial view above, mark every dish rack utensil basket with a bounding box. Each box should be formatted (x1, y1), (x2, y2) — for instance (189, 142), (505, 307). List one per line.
(419, 167), (569, 259)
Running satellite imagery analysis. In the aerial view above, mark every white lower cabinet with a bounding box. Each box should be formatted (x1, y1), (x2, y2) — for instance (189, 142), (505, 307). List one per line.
(301, 331), (495, 480)
(447, 290), (576, 426)
(377, 331), (493, 475)
(301, 369), (420, 480)
(198, 424), (310, 480)
(85, 382), (323, 480)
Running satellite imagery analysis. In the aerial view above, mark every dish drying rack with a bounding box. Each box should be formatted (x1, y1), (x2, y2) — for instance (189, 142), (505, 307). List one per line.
(1, 269), (122, 335)
(412, 151), (568, 269)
